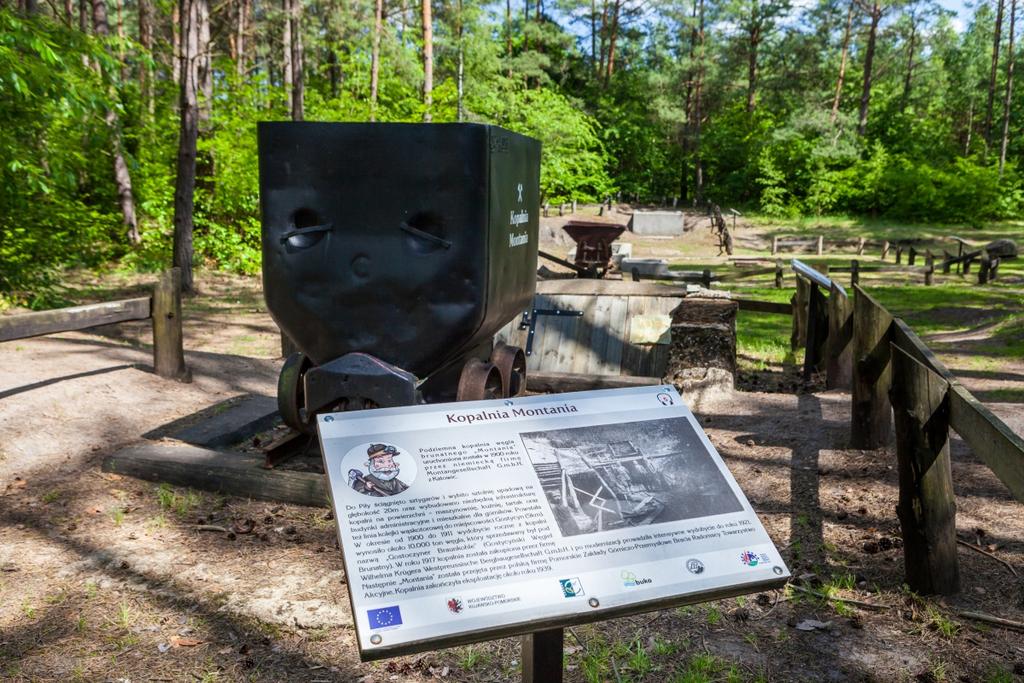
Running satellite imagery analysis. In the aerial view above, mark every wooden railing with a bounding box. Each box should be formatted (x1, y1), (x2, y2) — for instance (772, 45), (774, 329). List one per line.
(0, 268), (190, 381)
(769, 268), (1024, 595)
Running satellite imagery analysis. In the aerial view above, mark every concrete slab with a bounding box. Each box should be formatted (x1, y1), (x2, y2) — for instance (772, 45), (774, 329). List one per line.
(629, 211), (686, 236)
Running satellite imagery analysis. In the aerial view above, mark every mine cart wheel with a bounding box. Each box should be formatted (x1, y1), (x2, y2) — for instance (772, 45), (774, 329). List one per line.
(490, 342), (527, 398)
(278, 352), (314, 434)
(456, 359), (503, 402)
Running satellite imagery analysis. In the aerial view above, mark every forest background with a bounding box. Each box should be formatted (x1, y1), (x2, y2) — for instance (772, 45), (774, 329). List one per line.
(1, 0), (1021, 301)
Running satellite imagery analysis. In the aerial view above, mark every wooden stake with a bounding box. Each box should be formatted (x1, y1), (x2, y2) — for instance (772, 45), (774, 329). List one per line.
(774, 259), (783, 289)
(857, 237), (866, 255)
(881, 241), (890, 260)
(816, 234), (824, 256)
(908, 246), (917, 265)
(850, 259), (860, 287)
(804, 284), (828, 379)
(152, 268), (191, 382)
(890, 344), (959, 595)
(771, 235), (779, 255)
(851, 286), (892, 449)
(925, 253), (934, 286)
(792, 277), (810, 350)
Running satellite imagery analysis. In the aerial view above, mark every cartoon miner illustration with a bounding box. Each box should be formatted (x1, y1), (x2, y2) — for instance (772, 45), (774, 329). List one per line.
(348, 444), (409, 497)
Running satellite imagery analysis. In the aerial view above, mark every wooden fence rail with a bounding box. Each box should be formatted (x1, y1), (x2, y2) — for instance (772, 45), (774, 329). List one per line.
(0, 268), (190, 381)
(743, 271), (1024, 595)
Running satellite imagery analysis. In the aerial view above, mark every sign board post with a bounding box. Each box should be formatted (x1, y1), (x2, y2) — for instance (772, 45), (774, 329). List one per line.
(317, 385), (789, 672)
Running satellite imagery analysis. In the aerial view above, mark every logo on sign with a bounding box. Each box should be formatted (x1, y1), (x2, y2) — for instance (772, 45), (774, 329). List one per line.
(560, 578), (584, 598)
(447, 598), (463, 614)
(740, 551), (770, 567)
(686, 559), (705, 575)
(367, 606), (403, 630)
(621, 570), (652, 587)
(517, 182), (524, 203)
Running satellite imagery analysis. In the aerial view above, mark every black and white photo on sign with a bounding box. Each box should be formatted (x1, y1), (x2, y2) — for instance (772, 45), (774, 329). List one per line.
(519, 417), (743, 537)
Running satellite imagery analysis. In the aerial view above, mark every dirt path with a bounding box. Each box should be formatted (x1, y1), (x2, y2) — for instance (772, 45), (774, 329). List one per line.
(2, 271), (1023, 682)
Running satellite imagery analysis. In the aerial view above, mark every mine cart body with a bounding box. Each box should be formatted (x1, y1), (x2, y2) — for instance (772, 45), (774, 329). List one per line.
(258, 122), (539, 427)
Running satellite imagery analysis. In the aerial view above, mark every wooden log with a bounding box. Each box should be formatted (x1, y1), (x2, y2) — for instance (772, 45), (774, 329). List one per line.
(0, 297), (151, 343)
(850, 259), (860, 287)
(978, 254), (991, 284)
(816, 234), (824, 256)
(526, 371), (661, 393)
(152, 268), (190, 381)
(826, 285), (853, 390)
(857, 237), (866, 255)
(536, 279), (689, 297)
(771, 235), (779, 255)
(775, 259), (783, 288)
(881, 240), (890, 260)
(851, 285), (893, 449)
(948, 383), (1024, 503)
(102, 442), (329, 507)
(736, 298), (792, 315)
(521, 629), (564, 683)
(889, 345), (960, 595)
(791, 277), (810, 350)
(803, 284), (828, 379)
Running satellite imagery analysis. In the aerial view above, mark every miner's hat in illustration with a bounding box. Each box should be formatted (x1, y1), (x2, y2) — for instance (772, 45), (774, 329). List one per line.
(367, 443), (399, 460)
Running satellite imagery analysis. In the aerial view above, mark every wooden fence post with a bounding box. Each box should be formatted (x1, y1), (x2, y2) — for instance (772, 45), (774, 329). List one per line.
(991, 257), (1000, 280)
(942, 251), (952, 274)
(701, 269), (712, 289)
(571, 199), (577, 214)
(771, 235), (779, 255)
(851, 286), (893, 449)
(881, 241), (890, 260)
(816, 234), (824, 256)
(895, 246), (903, 264)
(924, 252), (934, 286)
(889, 345), (960, 595)
(803, 284), (828, 379)
(850, 259), (860, 287)
(522, 628), (564, 683)
(826, 285), (853, 389)
(774, 259), (784, 289)
(907, 247), (917, 265)
(152, 268), (191, 382)
(857, 237), (866, 255)
(791, 276), (810, 350)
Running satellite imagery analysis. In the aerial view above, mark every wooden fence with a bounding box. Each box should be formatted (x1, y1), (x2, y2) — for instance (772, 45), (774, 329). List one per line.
(0, 268), (190, 381)
(741, 269), (1024, 595)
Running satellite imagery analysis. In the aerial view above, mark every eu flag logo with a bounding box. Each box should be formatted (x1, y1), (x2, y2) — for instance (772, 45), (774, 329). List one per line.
(367, 606), (403, 629)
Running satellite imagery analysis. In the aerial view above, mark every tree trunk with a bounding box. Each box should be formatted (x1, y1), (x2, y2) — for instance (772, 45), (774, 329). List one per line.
(92, 0), (140, 245)
(986, 0), (1006, 145)
(139, 0), (154, 117)
(79, 0), (87, 31)
(857, 2), (881, 137)
(172, 0), (181, 86)
(456, 0), (465, 121)
(506, 0), (512, 76)
(283, 0), (293, 113)
(369, 0), (383, 120)
(64, 0), (73, 26)
(693, 0), (704, 203)
(746, 27), (759, 112)
(173, 0), (206, 295)
(590, 0), (596, 66)
(291, 0), (304, 120)
(115, 0), (126, 82)
(679, 0), (698, 202)
(1000, 0), (1016, 176)
(831, 1), (854, 124)
(236, 0), (248, 77)
(901, 17), (916, 112)
(604, 0), (621, 86)
(198, 0), (212, 123)
(422, 0), (433, 121)
(328, 49), (340, 97)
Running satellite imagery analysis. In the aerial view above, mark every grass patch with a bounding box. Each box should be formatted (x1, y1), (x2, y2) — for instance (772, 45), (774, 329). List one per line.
(155, 483), (202, 517)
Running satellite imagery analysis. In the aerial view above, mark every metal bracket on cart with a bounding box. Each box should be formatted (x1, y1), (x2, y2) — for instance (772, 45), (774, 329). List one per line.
(518, 308), (584, 356)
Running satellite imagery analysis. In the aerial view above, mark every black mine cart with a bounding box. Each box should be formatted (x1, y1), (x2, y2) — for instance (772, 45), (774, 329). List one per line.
(258, 122), (541, 433)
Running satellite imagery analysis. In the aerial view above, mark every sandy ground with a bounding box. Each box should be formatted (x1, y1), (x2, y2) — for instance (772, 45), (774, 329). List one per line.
(2, 226), (1024, 682)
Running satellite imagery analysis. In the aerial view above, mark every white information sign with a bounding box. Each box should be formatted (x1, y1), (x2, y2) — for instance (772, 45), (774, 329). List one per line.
(318, 385), (789, 660)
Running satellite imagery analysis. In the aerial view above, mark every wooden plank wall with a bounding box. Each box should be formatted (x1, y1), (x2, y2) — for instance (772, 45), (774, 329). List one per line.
(496, 281), (686, 377)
